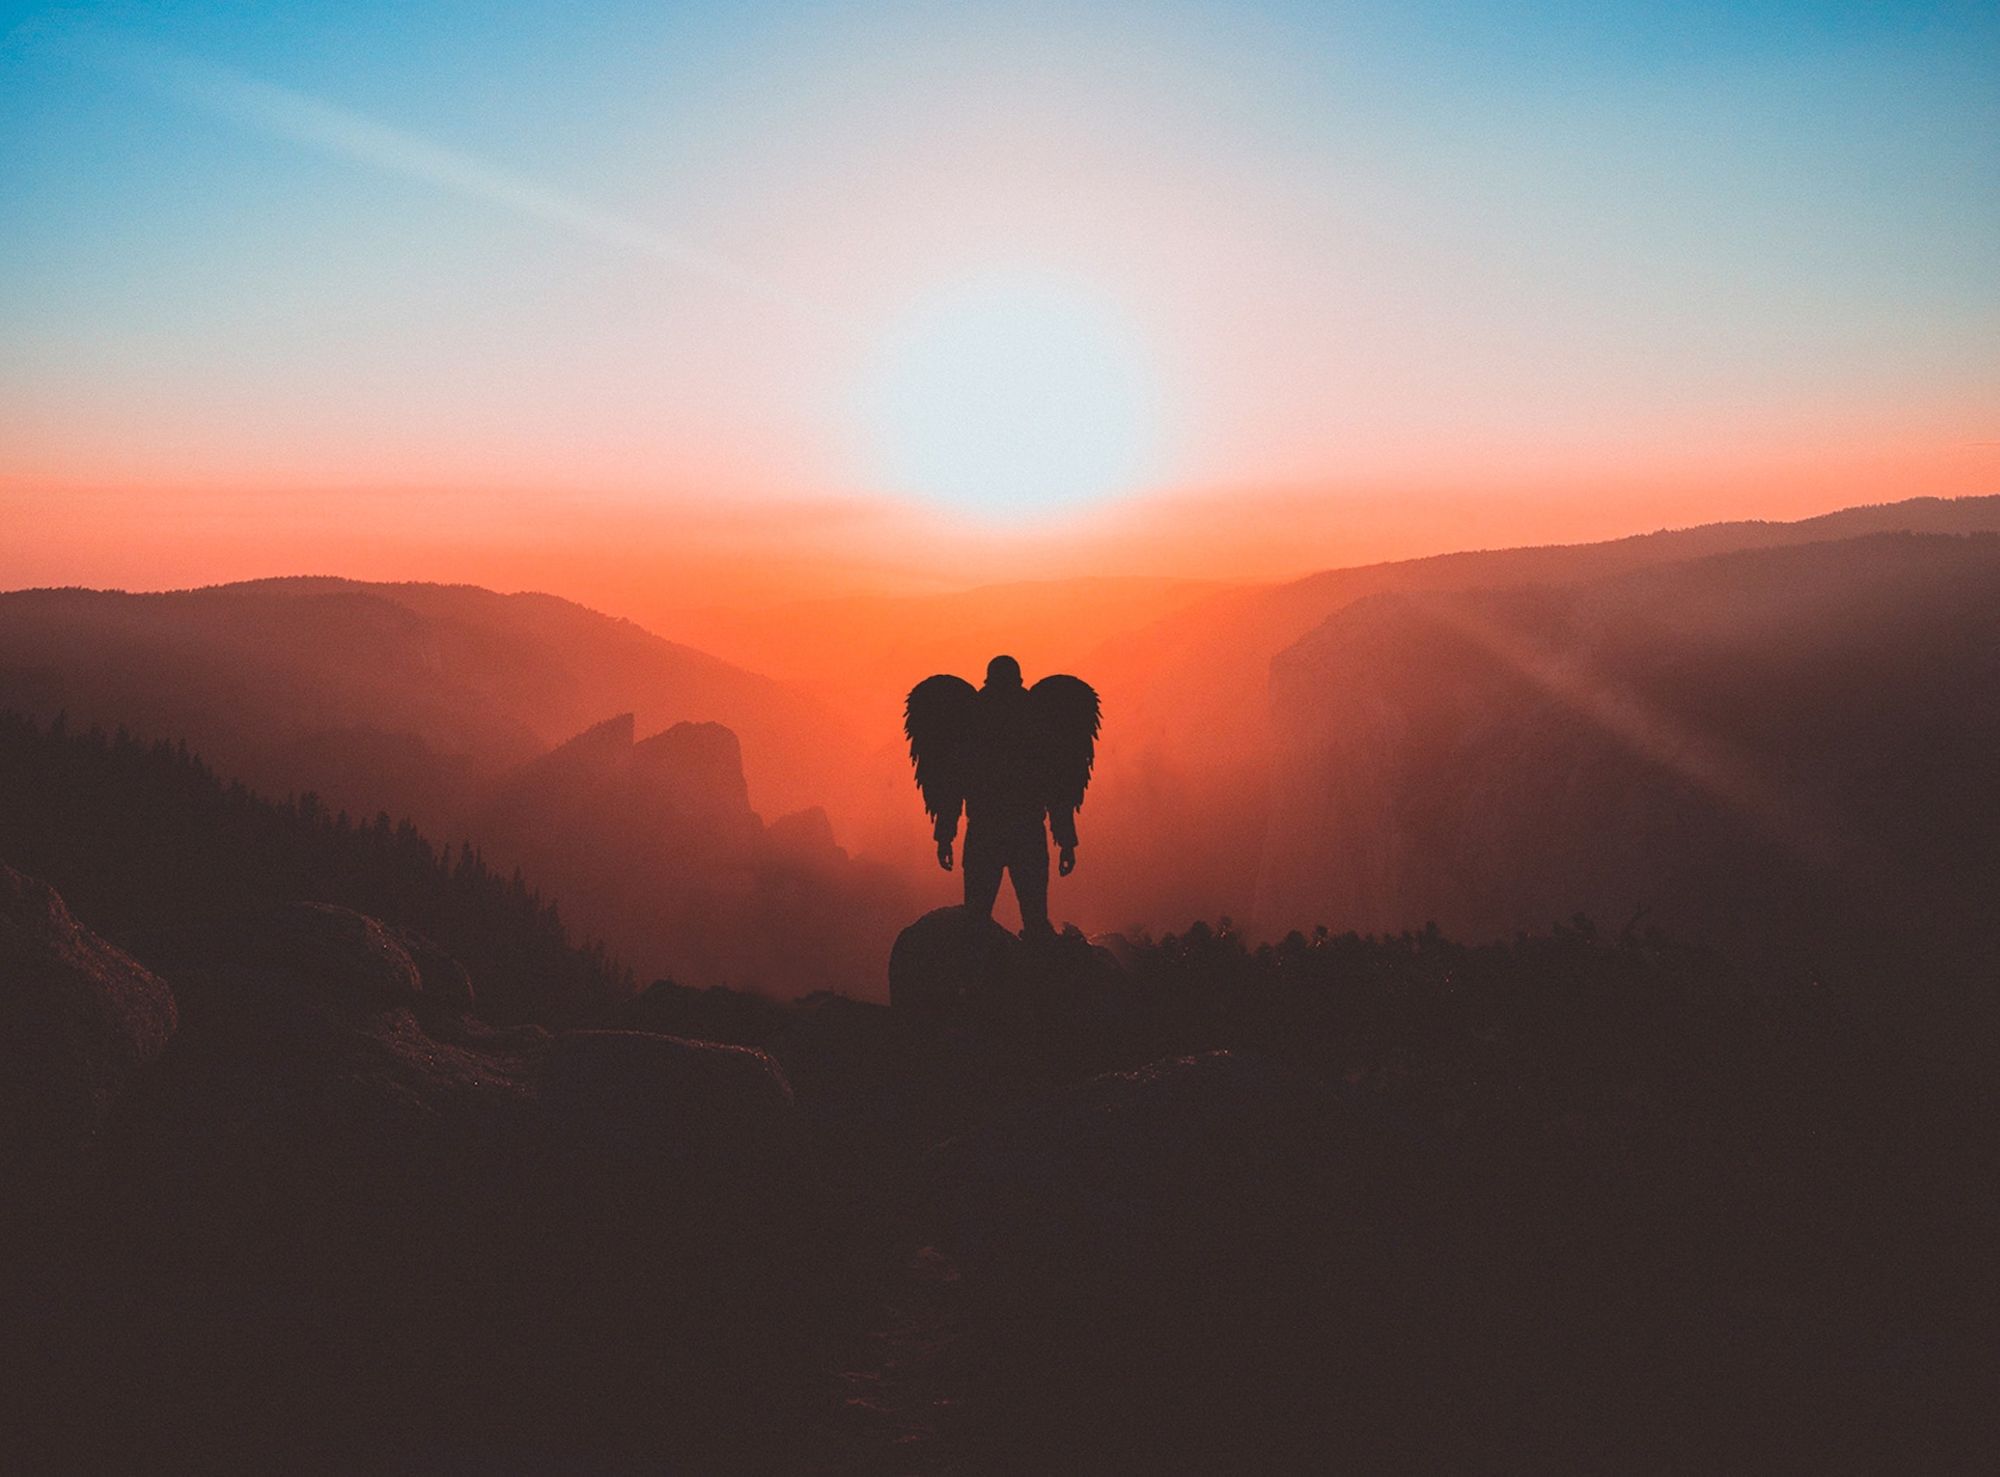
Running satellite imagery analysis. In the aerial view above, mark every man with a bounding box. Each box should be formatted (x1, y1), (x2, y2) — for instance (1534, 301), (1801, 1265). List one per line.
(904, 655), (1100, 937)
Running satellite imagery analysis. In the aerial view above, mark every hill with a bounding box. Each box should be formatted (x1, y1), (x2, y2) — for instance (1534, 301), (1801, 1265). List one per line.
(1259, 531), (2000, 952)
(0, 576), (854, 830)
(0, 578), (916, 993)
(7, 496), (1999, 954)
(1068, 494), (2000, 931)
(0, 710), (627, 1023)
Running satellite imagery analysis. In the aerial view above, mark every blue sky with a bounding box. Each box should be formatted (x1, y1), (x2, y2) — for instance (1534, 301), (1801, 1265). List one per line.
(1, 0), (1994, 588)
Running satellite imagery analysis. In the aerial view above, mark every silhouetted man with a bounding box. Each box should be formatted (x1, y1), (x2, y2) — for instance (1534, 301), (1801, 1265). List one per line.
(904, 655), (1100, 936)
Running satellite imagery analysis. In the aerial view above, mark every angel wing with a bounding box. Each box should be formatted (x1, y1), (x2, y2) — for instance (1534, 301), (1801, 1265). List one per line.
(1028, 673), (1101, 814)
(904, 674), (979, 831)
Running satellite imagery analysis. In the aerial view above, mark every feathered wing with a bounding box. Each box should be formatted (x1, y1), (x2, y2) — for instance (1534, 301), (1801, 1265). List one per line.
(1028, 673), (1101, 816)
(904, 674), (979, 834)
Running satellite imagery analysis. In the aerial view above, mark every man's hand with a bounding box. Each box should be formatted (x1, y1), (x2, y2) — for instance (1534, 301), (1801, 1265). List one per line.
(937, 839), (954, 872)
(1058, 844), (1076, 877)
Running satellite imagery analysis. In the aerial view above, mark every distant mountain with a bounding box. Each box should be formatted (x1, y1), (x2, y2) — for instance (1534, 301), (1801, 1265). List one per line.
(1068, 495), (2000, 932)
(657, 574), (1226, 694)
(474, 711), (919, 994)
(0, 577), (919, 993)
(1256, 531), (2000, 948)
(9, 498), (1998, 959)
(0, 576), (854, 829)
(651, 574), (1233, 861)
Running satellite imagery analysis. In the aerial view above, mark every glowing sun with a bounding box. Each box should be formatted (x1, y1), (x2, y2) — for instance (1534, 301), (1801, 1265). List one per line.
(862, 273), (1162, 518)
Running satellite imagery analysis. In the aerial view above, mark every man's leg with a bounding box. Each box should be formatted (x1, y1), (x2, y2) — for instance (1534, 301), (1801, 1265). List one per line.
(962, 828), (1004, 919)
(1007, 830), (1052, 936)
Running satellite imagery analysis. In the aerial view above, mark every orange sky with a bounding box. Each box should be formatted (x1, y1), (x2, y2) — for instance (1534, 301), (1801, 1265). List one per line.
(6, 423), (1995, 637)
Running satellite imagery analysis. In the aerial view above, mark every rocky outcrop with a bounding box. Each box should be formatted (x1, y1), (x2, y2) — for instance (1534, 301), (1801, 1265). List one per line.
(633, 720), (754, 825)
(762, 804), (844, 862)
(54, 894), (830, 1469)
(887, 905), (1020, 1013)
(0, 862), (176, 1187)
(490, 712), (759, 852)
(541, 1028), (796, 1161)
(888, 906), (1126, 1018)
(475, 713), (917, 996)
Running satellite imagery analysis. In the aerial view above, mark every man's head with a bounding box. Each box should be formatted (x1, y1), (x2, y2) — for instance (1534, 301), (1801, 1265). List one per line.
(984, 654), (1023, 691)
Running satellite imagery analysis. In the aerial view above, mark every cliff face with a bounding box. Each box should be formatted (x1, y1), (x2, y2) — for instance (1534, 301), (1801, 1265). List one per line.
(0, 863), (177, 1188)
(485, 713), (762, 868)
(1070, 495), (2000, 935)
(0, 871), (828, 1472)
(1255, 533), (2000, 945)
(477, 714), (917, 994)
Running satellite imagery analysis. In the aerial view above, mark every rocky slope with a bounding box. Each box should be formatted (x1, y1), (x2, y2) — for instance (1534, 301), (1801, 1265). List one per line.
(3, 880), (834, 1471)
(1257, 532), (2000, 946)
(4, 861), (1990, 1469)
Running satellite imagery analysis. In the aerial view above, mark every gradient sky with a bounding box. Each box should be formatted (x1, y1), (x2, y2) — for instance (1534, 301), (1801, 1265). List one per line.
(2, 0), (1996, 604)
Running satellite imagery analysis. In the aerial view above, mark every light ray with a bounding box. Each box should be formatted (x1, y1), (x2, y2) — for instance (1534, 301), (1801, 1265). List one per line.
(66, 30), (818, 320)
(1409, 593), (1879, 892)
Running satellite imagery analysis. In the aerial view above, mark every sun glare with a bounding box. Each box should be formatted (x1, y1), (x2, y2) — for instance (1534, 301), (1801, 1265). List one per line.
(861, 274), (1162, 520)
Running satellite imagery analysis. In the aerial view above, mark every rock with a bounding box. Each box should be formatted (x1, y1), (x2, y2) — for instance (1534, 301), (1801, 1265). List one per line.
(165, 903), (474, 1017)
(385, 921), (476, 1010)
(1018, 924), (1127, 996)
(888, 911), (1128, 1046)
(219, 901), (426, 1011)
(91, 905), (829, 1468)
(540, 1028), (796, 1161)
(769, 990), (901, 1107)
(887, 905), (1018, 1013)
(1086, 930), (1139, 972)
(619, 977), (790, 1045)
(762, 804), (843, 862)
(0, 863), (176, 1186)
(633, 720), (753, 823)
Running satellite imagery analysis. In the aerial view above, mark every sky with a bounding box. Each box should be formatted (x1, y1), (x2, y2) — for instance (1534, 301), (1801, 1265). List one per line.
(2, 0), (1996, 609)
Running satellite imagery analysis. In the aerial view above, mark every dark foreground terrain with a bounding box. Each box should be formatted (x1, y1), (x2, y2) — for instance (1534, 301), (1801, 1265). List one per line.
(5, 852), (1994, 1472)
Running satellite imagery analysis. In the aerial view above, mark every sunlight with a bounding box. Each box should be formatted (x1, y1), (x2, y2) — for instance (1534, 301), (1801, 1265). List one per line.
(861, 274), (1162, 519)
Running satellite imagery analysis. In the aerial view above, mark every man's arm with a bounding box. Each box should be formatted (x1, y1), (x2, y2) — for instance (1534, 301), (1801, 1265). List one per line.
(1050, 806), (1077, 875)
(934, 800), (961, 871)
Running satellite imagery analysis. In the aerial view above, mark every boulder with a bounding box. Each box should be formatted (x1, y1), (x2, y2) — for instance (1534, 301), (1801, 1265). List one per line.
(618, 976), (789, 1045)
(0, 863), (176, 1186)
(887, 905), (1018, 1013)
(770, 990), (901, 1107)
(208, 901), (426, 1013)
(540, 1028), (796, 1162)
(90, 905), (828, 1468)
(889, 910), (1129, 1052)
(385, 921), (476, 1010)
